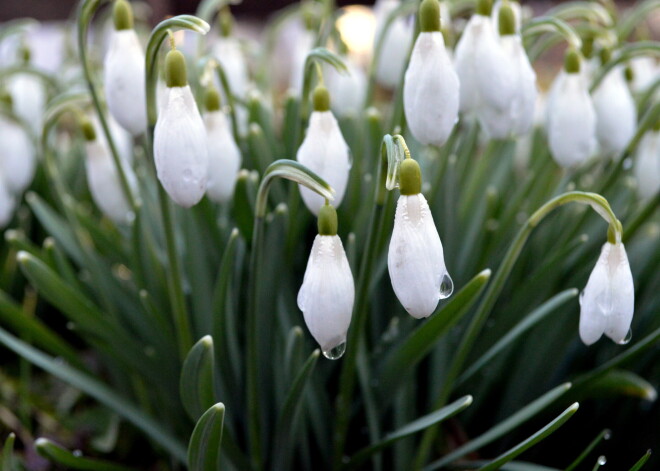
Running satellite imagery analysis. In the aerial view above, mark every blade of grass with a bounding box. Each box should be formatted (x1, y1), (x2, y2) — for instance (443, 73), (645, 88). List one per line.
(35, 438), (137, 471)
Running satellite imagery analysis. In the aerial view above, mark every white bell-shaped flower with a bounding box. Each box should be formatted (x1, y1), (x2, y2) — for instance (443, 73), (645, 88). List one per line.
(592, 65), (637, 156)
(634, 130), (660, 199)
(0, 169), (16, 229)
(103, 0), (146, 136)
(546, 50), (596, 168)
(203, 88), (242, 203)
(629, 56), (658, 93)
(290, 28), (315, 93)
(0, 115), (36, 194)
(212, 10), (248, 101)
(298, 204), (354, 359)
(579, 241), (634, 346)
(324, 57), (367, 118)
(388, 159), (452, 319)
(154, 49), (208, 208)
(296, 86), (351, 215)
(403, 0), (459, 147)
(373, 0), (413, 89)
(8, 72), (45, 135)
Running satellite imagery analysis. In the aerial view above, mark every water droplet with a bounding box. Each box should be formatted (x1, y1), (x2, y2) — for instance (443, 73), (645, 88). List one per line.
(617, 329), (632, 345)
(73, 450), (83, 457)
(597, 455), (607, 465)
(323, 342), (346, 360)
(439, 273), (454, 299)
(603, 431), (612, 440)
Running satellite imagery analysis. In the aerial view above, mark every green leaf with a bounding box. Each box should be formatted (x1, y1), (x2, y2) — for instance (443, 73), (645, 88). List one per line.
(582, 370), (657, 401)
(426, 383), (572, 470)
(628, 450), (652, 471)
(565, 429), (611, 471)
(180, 336), (217, 421)
(379, 269), (491, 392)
(2, 433), (16, 471)
(187, 403), (225, 471)
(475, 403), (580, 471)
(346, 396), (474, 470)
(35, 438), (136, 471)
(232, 170), (258, 242)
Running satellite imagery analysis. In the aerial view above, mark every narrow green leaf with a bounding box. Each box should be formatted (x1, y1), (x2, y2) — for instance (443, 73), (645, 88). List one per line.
(475, 403), (580, 471)
(379, 269), (491, 392)
(2, 433), (16, 471)
(628, 450), (652, 471)
(345, 396), (473, 470)
(565, 429), (611, 471)
(232, 170), (257, 242)
(582, 370), (657, 401)
(180, 336), (217, 421)
(35, 438), (136, 471)
(187, 403), (225, 471)
(452, 461), (560, 470)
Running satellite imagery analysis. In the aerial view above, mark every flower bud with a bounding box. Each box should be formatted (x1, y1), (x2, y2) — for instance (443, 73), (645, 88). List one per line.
(633, 129), (660, 199)
(373, 0), (413, 89)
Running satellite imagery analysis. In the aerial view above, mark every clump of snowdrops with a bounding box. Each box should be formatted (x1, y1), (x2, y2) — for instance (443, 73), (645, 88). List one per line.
(0, 0), (658, 469)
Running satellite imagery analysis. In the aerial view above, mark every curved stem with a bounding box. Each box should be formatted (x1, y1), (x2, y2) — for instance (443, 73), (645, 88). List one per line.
(522, 16), (583, 50)
(617, 0), (660, 41)
(589, 41), (660, 92)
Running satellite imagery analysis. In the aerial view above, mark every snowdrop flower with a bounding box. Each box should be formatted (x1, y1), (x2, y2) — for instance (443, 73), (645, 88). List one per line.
(7, 72), (45, 135)
(403, 0), (459, 147)
(634, 129), (660, 199)
(324, 55), (367, 118)
(592, 60), (637, 156)
(81, 117), (136, 224)
(454, 0), (515, 116)
(154, 49), (208, 208)
(298, 203), (354, 359)
(204, 87), (241, 203)
(103, 0), (147, 136)
(579, 240), (634, 345)
(296, 86), (351, 215)
(478, 2), (537, 139)
(546, 50), (597, 168)
(388, 157), (452, 319)
(212, 10), (248, 101)
(373, 0), (413, 89)
(0, 172), (16, 229)
(0, 113), (36, 194)
(290, 25), (315, 93)
(629, 56), (658, 93)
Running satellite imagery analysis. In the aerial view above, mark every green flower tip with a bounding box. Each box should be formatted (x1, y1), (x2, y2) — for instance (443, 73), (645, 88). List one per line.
(564, 48), (581, 74)
(624, 65), (634, 83)
(205, 87), (221, 111)
(302, 3), (316, 31)
(79, 117), (96, 142)
(165, 49), (187, 87)
(476, 0), (493, 17)
(317, 203), (338, 236)
(581, 34), (594, 59)
(312, 85), (331, 112)
(19, 44), (31, 64)
(498, 3), (516, 36)
(219, 7), (234, 37)
(0, 90), (12, 109)
(399, 158), (422, 195)
(599, 47), (612, 65)
(419, 0), (441, 33)
(113, 0), (134, 31)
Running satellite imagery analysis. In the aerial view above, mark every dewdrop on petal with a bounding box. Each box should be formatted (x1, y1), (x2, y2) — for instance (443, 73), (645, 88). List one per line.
(634, 129), (660, 199)
(204, 87), (242, 203)
(154, 48), (208, 208)
(546, 49), (596, 168)
(296, 85), (351, 215)
(298, 203), (354, 359)
(103, 0), (147, 136)
(403, 0), (459, 147)
(388, 157), (452, 319)
(0, 112), (36, 195)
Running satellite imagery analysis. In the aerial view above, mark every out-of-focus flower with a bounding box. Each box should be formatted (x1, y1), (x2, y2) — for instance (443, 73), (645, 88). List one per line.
(103, 0), (147, 136)
(373, 0), (413, 89)
(298, 203), (354, 359)
(8, 72), (45, 135)
(629, 56), (658, 93)
(296, 86), (351, 215)
(154, 49), (208, 208)
(324, 55), (367, 118)
(634, 129), (660, 199)
(403, 0), (459, 147)
(579, 241), (634, 345)
(0, 113), (35, 195)
(290, 21), (315, 93)
(0, 169), (16, 229)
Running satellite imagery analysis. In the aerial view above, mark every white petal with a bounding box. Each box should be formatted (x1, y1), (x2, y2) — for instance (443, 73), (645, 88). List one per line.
(104, 30), (147, 136)
(592, 67), (637, 156)
(388, 194), (449, 319)
(0, 116), (36, 194)
(403, 32), (459, 147)
(205, 111), (242, 203)
(289, 30), (315, 93)
(212, 37), (248, 100)
(373, 1), (413, 90)
(8, 73), (45, 134)
(296, 111), (351, 215)
(154, 85), (208, 208)
(324, 58), (367, 118)
(0, 177), (16, 228)
(454, 15), (483, 114)
(634, 131), (660, 199)
(298, 235), (355, 352)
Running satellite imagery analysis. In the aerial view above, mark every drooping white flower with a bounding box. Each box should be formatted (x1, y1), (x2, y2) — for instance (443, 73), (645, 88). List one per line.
(290, 28), (315, 93)
(403, 0), (459, 147)
(103, 0), (146, 136)
(0, 115), (36, 194)
(0, 169), (16, 229)
(579, 241), (634, 345)
(546, 51), (597, 168)
(629, 56), (658, 93)
(296, 86), (351, 215)
(212, 37), (248, 101)
(324, 57), (367, 118)
(373, 0), (413, 89)
(7, 72), (45, 135)
(298, 205), (354, 358)
(154, 49), (208, 208)
(592, 66), (637, 156)
(634, 130), (660, 199)
(388, 159), (452, 319)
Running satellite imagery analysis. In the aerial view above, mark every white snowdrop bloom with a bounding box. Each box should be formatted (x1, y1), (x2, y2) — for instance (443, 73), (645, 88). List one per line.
(373, 0), (413, 89)
(592, 66), (637, 156)
(154, 50), (208, 208)
(204, 88), (242, 203)
(7, 73), (45, 135)
(212, 37), (248, 101)
(0, 115), (36, 194)
(324, 57), (367, 118)
(403, 0), (459, 147)
(629, 56), (658, 93)
(546, 51), (596, 168)
(0, 174), (16, 229)
(634, 130), (660, 199)
(298, 205), (354, 359)
(579, 241), (634, 346)
(103, 0), (146, 136)
(388, 159), (452, 319)
(296, 86), (351, 215)
(290, 29), (315, 93)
